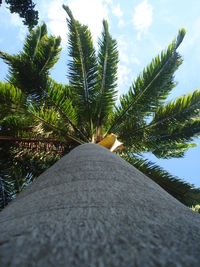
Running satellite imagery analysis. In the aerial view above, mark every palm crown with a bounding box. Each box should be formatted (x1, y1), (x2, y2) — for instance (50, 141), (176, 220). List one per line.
(0, 5), (200, 210)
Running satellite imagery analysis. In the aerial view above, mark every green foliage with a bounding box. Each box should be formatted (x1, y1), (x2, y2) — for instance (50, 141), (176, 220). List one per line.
(108, 29), (185, 135)
(0, 24), (61, 101)
(63, 5), (98, 136)
(125, 154), (200, 207)
(0, 7), (200, 210)
(143, 90), (200, 158)
(0, 82), (34, 139)
(0, 141), (64, 211)
(0, 82), (25, 117)
(5, 0), (38, 29)
(96, 20), (118, 128)
(46, 79), (78, 127)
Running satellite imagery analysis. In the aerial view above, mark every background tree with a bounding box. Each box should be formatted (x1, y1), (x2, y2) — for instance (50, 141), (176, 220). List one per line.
(3, 0), (38, 29)
(0, 6), (200, 210)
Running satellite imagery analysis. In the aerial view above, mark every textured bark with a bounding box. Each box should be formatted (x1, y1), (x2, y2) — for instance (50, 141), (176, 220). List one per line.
(0, 144), (200, 267)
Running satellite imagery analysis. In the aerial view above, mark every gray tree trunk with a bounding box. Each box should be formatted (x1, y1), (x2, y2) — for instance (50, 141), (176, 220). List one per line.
(0, 144), (200, 267)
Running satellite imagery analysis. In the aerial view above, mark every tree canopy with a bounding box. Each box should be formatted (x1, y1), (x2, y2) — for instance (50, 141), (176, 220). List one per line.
(4, 0), (39, 29)
(0, 5), (200, 210)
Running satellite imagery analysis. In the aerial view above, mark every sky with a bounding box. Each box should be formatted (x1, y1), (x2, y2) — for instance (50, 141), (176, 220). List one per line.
(0, 0), (200, 186)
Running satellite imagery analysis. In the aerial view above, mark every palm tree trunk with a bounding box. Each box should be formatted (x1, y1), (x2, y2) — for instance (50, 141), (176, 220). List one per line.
(0, 144), (200, 266)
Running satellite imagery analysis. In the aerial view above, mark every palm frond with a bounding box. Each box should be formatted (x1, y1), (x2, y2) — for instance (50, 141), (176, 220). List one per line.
(45, 79), (89, 142)
(63, 5), (98, 137)
(23, 23), (47, 59)
(151, 89), (200, 127)
(46, 80), (77, 127)
(142, 90), (200, 157)
(29, 104), (84, 144)
(0, 82), (36, 139)
(0, 81), (24, 107)
(96, 20), (118, 130)
(108, 29), (185, 134)
(124, 154), (200, 207)
(0, 24), (61, 100)
(150, 142), (196, 158)
(0, 146), (33, 210)
(0, 142), (61, 210)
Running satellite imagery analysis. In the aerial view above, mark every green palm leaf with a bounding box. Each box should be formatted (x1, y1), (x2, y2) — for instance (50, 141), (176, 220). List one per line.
(124, 154), (200, 207)
(63, 5), (98, 137)
(29, 104), (84, 145)
(45, 79), (89, 142)
(0, 82), (37, 139)
(149, 142), (196, 158)
(0, 82), (24, 109)
(46, 80), (77, 125)
(143, 90), (200, 157)
(0, 24), (61, 99)
(96, 20), (118, 133)
(0, 142), (62, 211)
(23, 23), (47, 59)
(109, 29), (185, 134)
(151, 89), (200, 126)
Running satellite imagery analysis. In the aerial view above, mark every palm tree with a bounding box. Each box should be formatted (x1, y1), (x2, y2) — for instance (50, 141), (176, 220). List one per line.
(0, 5), (200, 210)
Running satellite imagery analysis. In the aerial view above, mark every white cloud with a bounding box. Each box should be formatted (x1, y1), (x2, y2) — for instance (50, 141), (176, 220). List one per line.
(112, 4), (123, 18)
(38, 0), (109, 47)
(118, 63), (132, 92)
(10, 13), (22, 27)
(38, 0), (67, 46)
(118, 36), (129, 63)
(132, 56), (141, 65)
(104, 0), (113, 5)
(117, 36), (140, 95)
(118, 36), (140, 65)
(133, 0), (153, 39)
(67, 0), (109, 42)
(112, 3), (125, 28)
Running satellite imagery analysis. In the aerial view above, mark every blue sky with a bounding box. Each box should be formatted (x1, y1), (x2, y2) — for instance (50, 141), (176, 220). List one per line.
(0, 0), (200, 186)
